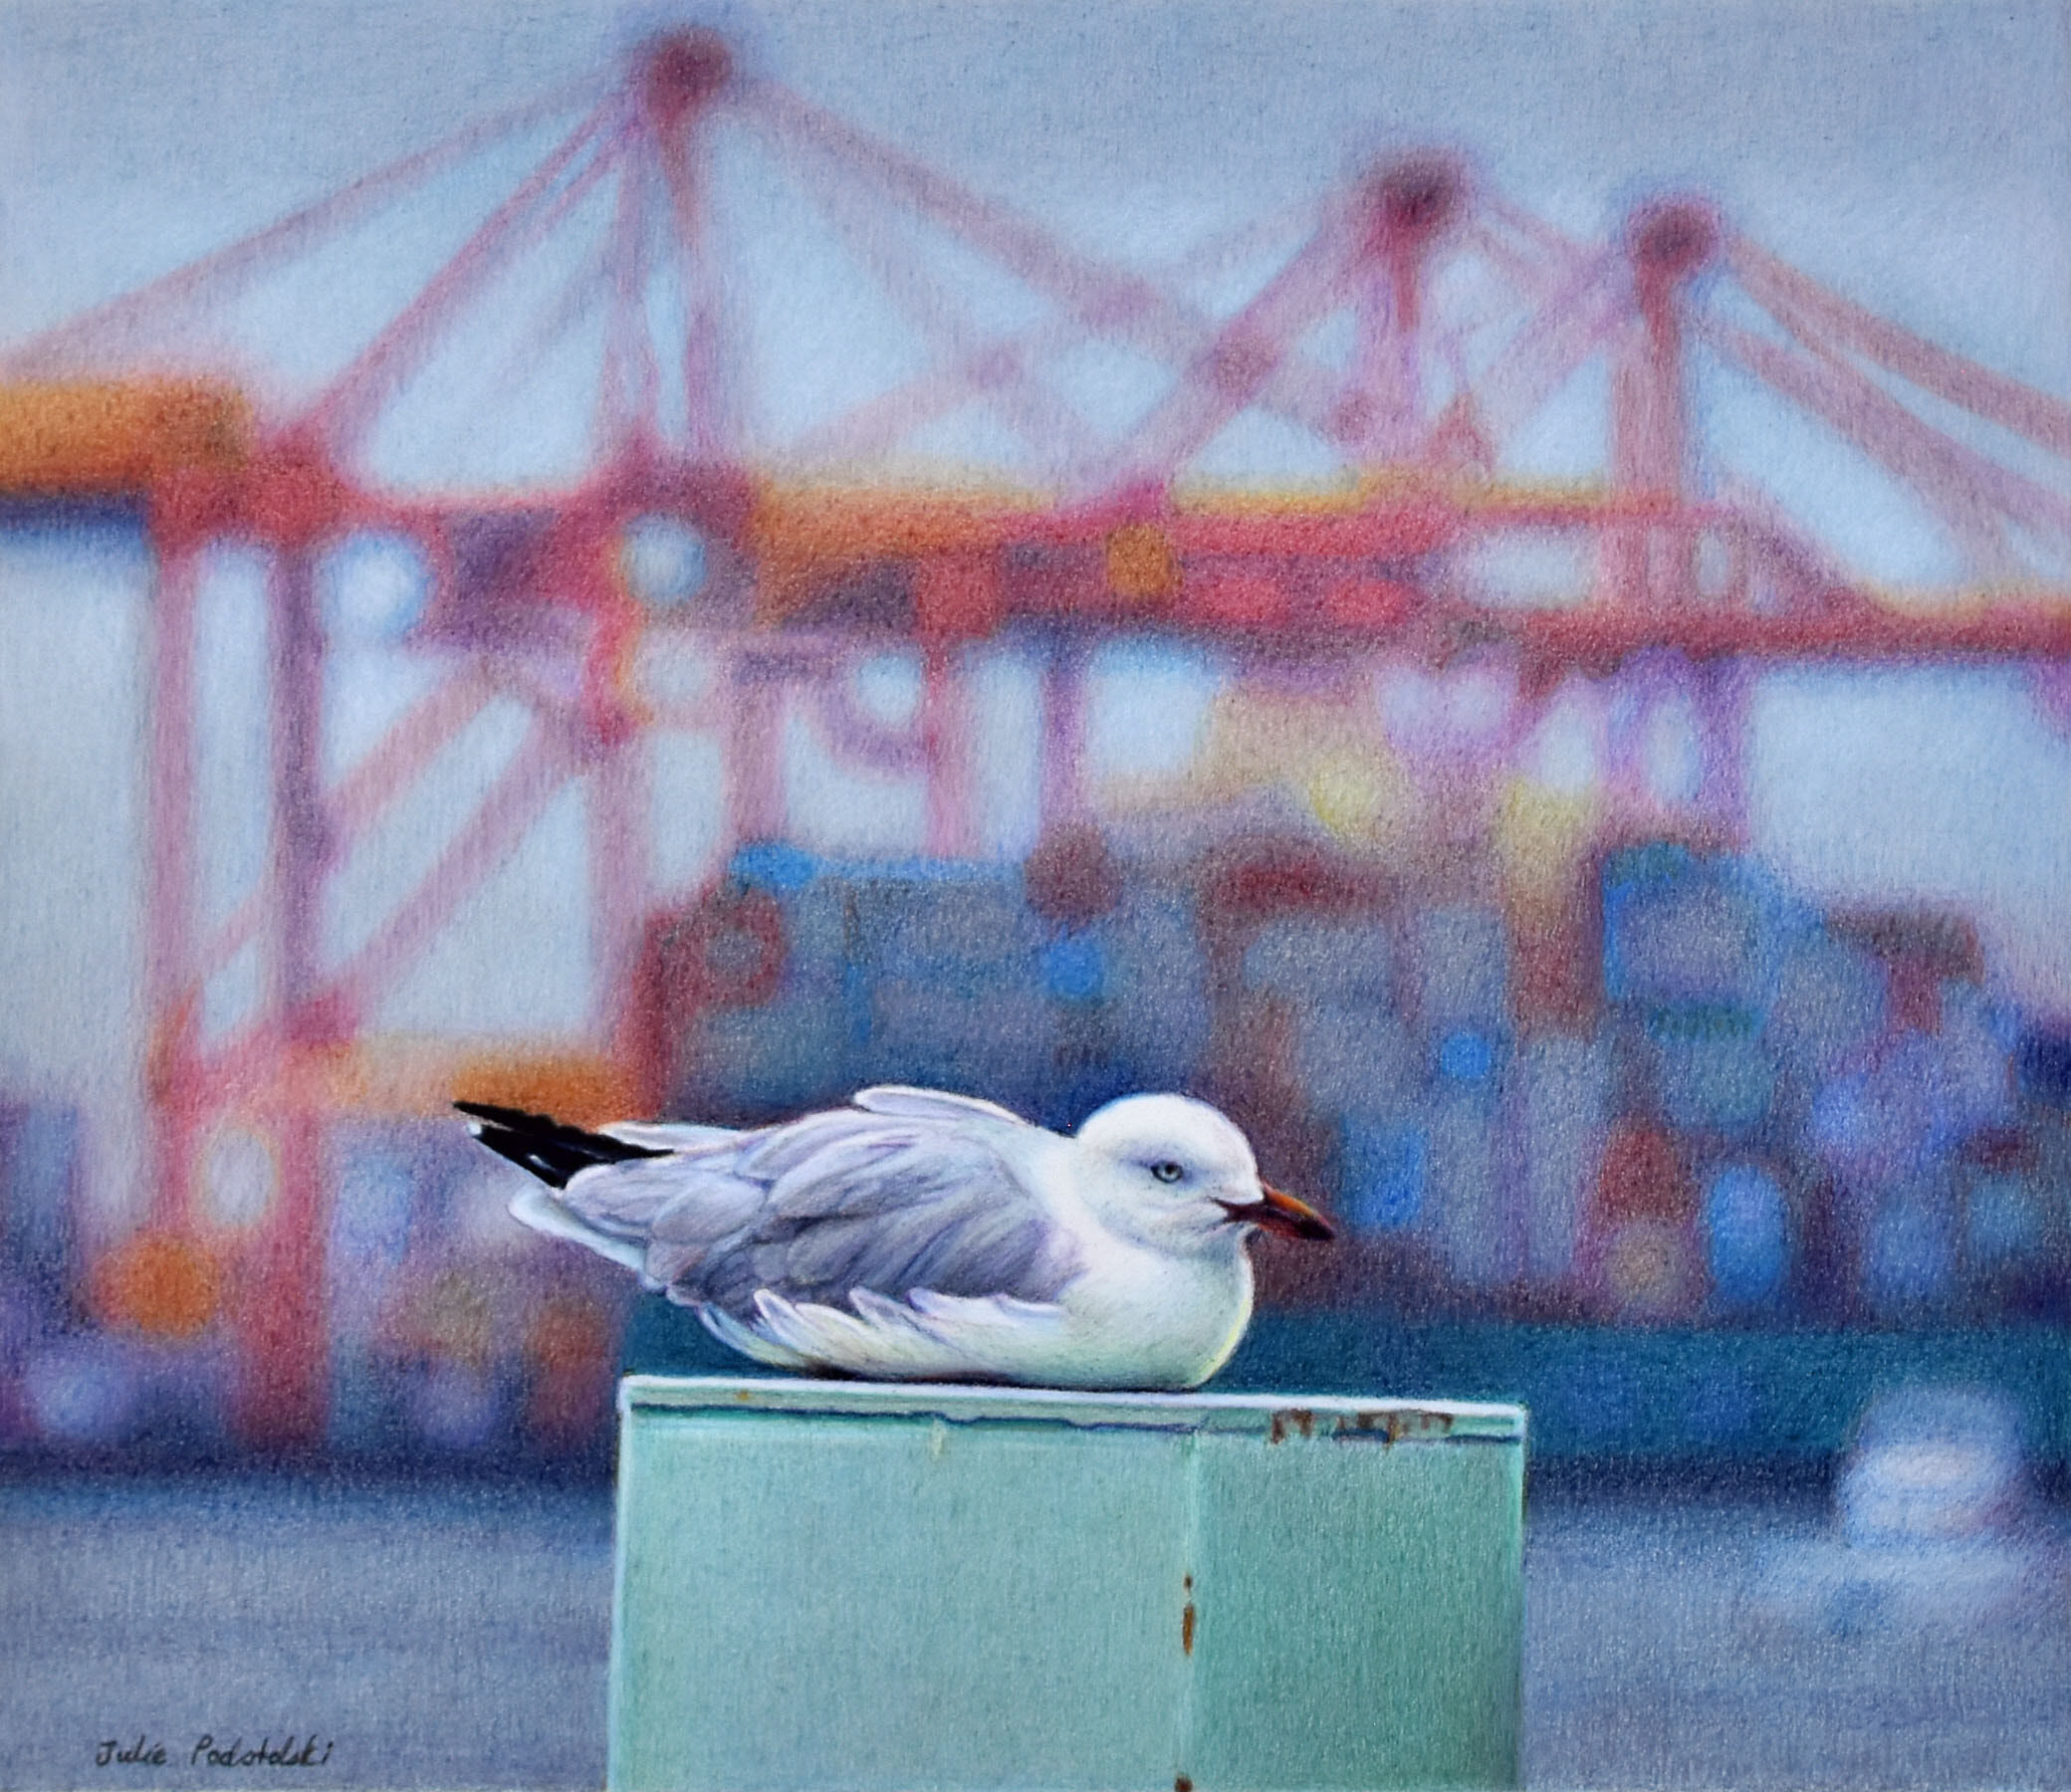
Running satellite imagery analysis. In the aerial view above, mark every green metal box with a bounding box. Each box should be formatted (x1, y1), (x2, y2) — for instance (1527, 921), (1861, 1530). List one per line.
(609, 1376), (1525, 1791)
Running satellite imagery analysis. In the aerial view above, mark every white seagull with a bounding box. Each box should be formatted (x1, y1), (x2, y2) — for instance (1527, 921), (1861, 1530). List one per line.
(459, 1085), (1332, 1391)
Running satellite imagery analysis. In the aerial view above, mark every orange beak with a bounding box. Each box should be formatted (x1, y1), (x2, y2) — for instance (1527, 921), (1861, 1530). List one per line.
(1219, 1184), (1335, 1242)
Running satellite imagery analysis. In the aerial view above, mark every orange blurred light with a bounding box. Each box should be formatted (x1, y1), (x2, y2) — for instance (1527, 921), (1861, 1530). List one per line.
(449, 1052), (643, 1127)
(1104, 524), (1181, 602)
(93, 1231), (220, 1340)
(0, 379), (250, 496)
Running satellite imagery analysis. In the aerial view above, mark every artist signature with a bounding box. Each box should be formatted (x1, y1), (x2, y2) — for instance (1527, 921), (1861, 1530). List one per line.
(95, 1735), (335, 1769)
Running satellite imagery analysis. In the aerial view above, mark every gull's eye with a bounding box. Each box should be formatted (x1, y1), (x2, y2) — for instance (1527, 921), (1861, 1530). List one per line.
(1149, 1161), (1186, 1185)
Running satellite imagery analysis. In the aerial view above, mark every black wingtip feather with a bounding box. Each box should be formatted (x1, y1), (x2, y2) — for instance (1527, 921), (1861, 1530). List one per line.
(454, 1100), (669, 1189)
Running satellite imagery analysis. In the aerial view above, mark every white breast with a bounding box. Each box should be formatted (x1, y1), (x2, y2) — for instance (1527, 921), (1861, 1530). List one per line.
(1049, 1235), (1255, 1390)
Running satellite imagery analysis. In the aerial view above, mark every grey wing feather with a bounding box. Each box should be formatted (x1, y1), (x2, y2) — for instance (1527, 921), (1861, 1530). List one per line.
(546, 1092), (1067, 1322)
(509, 1184), (646, 1271)
(767, 1136), (912, 1215)
(851, 1085), (1029, 1126)
(736, 1108), (889, 1178)
(602, 1121), (742, 1151)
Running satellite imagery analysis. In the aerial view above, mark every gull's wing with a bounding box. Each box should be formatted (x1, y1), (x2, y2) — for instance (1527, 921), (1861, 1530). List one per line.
(699, 1289), (1068, 1379)
(553, 1089), (1073, 1348)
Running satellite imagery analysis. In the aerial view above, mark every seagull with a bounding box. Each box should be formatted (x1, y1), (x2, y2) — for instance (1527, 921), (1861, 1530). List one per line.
(458, 1085), (1332, 1391)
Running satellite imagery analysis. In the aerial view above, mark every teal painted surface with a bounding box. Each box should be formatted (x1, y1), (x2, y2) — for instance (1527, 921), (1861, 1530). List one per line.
(610, 1377), (1524, 1792)
(1186, 1432), (1521, 1789)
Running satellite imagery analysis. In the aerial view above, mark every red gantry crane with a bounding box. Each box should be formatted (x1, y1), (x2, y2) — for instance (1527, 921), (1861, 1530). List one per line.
(2, 32), (2067, 1443)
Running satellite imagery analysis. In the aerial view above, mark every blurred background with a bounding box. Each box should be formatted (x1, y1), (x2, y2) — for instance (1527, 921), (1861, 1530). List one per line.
(1, 1), (2067, 1785)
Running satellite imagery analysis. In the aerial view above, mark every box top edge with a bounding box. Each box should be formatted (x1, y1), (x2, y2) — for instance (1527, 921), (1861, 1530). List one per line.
(617, 1374), (1527, 1437)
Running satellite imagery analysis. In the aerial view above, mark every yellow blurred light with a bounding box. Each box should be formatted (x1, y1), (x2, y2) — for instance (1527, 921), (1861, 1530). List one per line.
(1306, 749), (1413, 845)
(1495, 778), (1595, 897)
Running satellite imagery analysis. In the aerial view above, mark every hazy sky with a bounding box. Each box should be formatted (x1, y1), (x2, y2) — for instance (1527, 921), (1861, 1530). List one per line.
(4, 0), (2069, 547)
(6, 0), (2067, 306)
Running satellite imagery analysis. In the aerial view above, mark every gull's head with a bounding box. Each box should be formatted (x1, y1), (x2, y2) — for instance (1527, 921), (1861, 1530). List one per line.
(1073, 1093), (1334, 1254)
